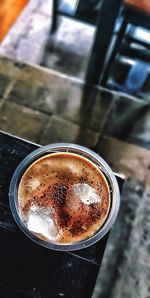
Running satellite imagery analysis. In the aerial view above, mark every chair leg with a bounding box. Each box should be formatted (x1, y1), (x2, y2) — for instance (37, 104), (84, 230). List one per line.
(85, 0), (122, 86)
(50, 0), (59, 33)
(101, 17), (127, 86)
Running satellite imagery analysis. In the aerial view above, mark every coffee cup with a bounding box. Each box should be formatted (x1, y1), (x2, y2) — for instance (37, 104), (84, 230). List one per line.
(9, 143), (120, 251)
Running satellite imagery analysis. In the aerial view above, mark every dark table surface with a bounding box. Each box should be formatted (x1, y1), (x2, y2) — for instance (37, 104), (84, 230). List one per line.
(0, 131), (123, 298)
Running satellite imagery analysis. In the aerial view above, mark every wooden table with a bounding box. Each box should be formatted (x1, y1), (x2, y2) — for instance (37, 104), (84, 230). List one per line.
(0, 130), (123, 298)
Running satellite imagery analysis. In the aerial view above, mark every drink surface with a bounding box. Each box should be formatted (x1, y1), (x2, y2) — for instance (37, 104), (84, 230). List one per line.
(18, 152), (111, 244)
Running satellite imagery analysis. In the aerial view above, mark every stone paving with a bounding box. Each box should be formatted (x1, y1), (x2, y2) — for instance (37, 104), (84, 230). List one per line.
(0, 1), (150, 298)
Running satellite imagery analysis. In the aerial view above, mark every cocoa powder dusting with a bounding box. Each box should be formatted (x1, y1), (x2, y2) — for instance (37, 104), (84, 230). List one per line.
(89, 204), (101, 222)
(51, 183), (68, 207)
(57, 209), (71, 228)
(69, 220), (84, 236)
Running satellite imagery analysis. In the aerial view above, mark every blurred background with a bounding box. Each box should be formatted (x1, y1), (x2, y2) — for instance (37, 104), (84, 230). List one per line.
(0, 1), (150, 298)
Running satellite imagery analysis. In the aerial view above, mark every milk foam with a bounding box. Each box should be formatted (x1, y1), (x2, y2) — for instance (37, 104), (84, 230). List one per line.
(28, 178), (41, 190)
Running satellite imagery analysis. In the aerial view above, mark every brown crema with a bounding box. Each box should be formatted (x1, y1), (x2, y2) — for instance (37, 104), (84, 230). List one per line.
(18, 152), (111, 244)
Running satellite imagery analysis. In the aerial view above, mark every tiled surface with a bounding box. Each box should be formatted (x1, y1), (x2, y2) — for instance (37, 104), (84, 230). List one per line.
(0, 56), (21, 79)
(103, 95), (150, 149)
(0, 74), (12, 97)
(0, 101), (49, 142)
(40, 115), (100, 147)
(127, 109), (150, 150)
(97, 136), (150, 182)
(4, 61), (114, 132)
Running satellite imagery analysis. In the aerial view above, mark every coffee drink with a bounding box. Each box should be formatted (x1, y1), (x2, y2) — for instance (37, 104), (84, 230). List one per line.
(18, 152), (111, 244)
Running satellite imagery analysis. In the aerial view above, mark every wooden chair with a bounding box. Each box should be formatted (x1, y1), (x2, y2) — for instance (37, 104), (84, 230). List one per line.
(51, 0), (122, 86)
(100, 0), (150, 92)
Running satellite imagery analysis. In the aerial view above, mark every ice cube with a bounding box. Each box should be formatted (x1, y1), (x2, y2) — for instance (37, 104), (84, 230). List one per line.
(73, 183), (101, 205)
(27, 205), (58, 240)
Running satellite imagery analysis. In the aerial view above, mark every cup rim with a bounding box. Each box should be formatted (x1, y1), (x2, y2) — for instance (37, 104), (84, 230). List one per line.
(9, 143), (120, 251)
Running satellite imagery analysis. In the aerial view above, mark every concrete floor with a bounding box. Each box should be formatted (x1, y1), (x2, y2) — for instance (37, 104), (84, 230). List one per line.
(0, 1), (150, 298)
(0, 0), (94, 79)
